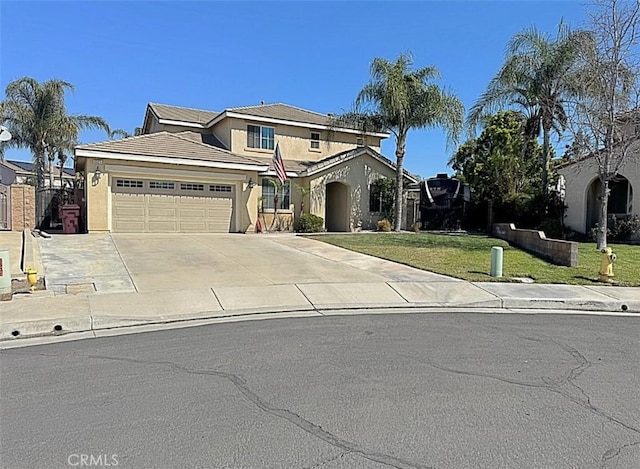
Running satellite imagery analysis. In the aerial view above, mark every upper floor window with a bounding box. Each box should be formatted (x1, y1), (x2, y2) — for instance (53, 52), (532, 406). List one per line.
(356, 137), (365, 147)
(310, 132), (320, 149)
(247, 125), (275, 150)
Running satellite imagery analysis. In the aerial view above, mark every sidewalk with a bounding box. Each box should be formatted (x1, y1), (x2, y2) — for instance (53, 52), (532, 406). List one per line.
(2, 276), (639, 343)
(1, 233), (639, 344)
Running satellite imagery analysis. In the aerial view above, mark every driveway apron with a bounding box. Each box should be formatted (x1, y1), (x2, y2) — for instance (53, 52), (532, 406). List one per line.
(38, 234), (136, 294)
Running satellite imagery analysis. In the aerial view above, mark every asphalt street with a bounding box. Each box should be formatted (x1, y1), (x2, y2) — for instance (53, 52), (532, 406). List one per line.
(1, 312), (639, 469)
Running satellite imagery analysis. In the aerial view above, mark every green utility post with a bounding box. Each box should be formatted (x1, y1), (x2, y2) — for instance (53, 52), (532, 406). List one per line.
(490, 246), (503, 278)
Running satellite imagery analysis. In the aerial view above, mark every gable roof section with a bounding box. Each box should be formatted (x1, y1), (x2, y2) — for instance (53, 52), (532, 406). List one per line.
(75, 132), (268, 170)
(148, 103), (220, 126)
(216, 103), (390, 137)
(174, 130), (228, 150)
(5, 160), (75, 177)
(142, 101), (390, 138)
(303, 146), (419, 182)
(227, 103), (332, 126)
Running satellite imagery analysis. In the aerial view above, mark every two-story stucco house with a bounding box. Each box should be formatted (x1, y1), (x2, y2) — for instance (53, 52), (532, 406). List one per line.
(75, 102), (417, 233)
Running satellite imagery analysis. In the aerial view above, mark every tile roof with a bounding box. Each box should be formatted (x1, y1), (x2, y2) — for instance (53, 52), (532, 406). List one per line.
(148, 103), (220, 125)
(303, 147), (419, 182)
(249, 156), (315, 174)
(227, 103), (333, 126)
(146, 101), (388, 136)
(174, 131), (228, 150)
(6, 160), (75, 176)
(76, 132), (266, 167)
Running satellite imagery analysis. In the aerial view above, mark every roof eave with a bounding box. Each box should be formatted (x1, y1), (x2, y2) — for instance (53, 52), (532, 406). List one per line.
(74, 148), (269, 172)
(303, 147), (418, 183)
(208, 111), (390, 138)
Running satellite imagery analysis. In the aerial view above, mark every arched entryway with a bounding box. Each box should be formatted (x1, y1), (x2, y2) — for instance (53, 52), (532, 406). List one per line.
(586, 175), (633, 230)
(325, 182), (349, 232)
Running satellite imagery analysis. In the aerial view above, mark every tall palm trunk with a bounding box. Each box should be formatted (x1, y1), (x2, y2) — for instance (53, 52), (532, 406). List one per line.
(394, 134), (407, 232)
(34, 143), (46, 227)
(48, 157), (55, 190)
(541, 126), (551, 202)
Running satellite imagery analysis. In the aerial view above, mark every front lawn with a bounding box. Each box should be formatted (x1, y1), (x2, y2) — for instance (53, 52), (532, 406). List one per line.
(309, 233), (640, 286)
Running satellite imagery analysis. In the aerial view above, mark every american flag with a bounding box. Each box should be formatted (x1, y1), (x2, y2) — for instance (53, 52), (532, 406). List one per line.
(273, 143), (287, 184)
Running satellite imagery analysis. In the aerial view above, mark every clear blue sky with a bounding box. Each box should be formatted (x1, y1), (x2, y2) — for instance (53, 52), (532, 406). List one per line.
(1, 1), (587, 179)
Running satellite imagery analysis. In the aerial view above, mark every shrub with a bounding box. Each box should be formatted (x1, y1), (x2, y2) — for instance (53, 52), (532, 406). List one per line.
(592, 215), (640, 242)
(377, 218), (392, 232)
(294, 213), (324, 233)
(411, 222), (420, 233)
(537, 218), (565, 239)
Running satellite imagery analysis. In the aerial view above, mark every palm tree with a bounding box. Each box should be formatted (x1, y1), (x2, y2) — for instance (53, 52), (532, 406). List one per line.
(1, 77), (111, 224)
(335, 53), (464, 231)
(467, 22), (592, 201)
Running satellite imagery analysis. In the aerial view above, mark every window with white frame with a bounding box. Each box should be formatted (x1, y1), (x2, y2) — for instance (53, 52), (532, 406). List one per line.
(247, 125), (275, 150)
(261, 179), (290, 210)
(310, 132), (320, 149)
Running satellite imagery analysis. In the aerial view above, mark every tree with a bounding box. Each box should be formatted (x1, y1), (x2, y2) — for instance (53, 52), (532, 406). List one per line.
(451, 111), (544, 205)
(1, 77), (111, 224)
(109, 127), (143, 139)
(265, 177), (284, 231)
(294, 183), (311, 218)
(567, 0), (640, 249)
(468, 23), (592, 201)
(334, 52), (464, 231)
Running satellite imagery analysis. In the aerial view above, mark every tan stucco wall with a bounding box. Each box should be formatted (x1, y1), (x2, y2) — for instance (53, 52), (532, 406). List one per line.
(558, 153), (640, 233)
(307, 154), (398, 231)
(146, 113), (384, 164)
(220, 117), (381, 162)
(82, 157), (262, 233)
(211, 119), (233, 151)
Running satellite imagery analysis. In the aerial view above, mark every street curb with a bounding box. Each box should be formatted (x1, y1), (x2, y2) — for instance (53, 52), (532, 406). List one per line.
(500, 298), (638, 313)
(1, 300), (638, 347)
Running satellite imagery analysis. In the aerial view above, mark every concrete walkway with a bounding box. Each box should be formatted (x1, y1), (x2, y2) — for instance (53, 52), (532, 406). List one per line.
(1, 233), (639, 344)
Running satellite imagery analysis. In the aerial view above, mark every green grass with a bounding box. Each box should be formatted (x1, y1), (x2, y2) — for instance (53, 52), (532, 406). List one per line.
(308, 232), (640, 286)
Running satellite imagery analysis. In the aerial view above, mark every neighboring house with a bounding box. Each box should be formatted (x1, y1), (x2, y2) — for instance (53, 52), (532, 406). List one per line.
(1, 160), (75, 188)
(557, 151), (639, 235)
(0, 161), (36, 231)
(75, 102), (417, 233)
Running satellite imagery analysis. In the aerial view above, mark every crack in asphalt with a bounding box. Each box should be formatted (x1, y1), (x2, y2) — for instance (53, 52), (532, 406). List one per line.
(88, 354), (431, 469)
(600, 440), (640, 468)
(462, 320), (640, 437)
(403, 337), (640, 438)
(303, 451), (349, 469)
(405, 356), (548, 390)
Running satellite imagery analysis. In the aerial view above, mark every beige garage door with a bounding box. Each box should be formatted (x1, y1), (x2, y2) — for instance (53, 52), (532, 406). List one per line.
(112, 178), (234, 233)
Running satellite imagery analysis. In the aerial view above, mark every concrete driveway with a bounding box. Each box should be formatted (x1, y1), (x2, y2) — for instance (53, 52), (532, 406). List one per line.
(111, 233), (452, 292)
(35, 233), (505, 318)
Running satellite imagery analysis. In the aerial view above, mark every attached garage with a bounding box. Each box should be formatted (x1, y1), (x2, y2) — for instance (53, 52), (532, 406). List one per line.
(111, 178), (235, 233)
(75, 131), (270, 233)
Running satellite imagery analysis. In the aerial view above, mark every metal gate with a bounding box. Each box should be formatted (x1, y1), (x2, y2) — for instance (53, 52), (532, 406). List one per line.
(0, 184), (9, 230)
